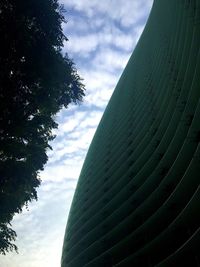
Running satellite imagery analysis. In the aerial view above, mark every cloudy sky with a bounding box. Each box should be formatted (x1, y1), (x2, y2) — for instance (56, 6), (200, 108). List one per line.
(0, 1), (153, 266)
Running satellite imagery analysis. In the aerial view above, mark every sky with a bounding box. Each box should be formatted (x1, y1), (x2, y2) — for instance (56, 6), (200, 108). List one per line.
(0, 1), (153, 266)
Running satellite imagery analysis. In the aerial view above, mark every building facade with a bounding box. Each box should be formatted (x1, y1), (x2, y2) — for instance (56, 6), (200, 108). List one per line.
(62, 1), (200, 266)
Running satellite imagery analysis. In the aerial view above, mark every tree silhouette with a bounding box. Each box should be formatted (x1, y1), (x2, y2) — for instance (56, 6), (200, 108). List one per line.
(0, 0), (85, 254)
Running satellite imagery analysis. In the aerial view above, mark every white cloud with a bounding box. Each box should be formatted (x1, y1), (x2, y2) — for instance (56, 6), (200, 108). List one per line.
(61, 0), (153, 28)
(63, 27), (136, 56)
(62, 0), (153, 58)
(41, 163), (80, 182)
(93, 47), (130, 71)
(63, 24), (141, 59)
(57, 110), (86, 134)
(63, 34), (99, 55)
(46, 108), (103, 167)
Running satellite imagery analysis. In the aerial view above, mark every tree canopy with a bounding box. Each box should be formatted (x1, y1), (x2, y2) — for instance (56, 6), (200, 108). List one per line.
(0, 0), (85, 254)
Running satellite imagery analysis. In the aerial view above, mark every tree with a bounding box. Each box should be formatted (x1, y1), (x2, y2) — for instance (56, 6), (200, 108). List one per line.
(0, 0), (85, 254)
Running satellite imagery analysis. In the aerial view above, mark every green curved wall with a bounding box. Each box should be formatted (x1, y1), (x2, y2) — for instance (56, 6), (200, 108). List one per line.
(62, 1), (200, 266)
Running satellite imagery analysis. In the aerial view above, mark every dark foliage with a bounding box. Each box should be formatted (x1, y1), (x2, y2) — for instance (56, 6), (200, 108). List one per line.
(0, 0), (85, 254)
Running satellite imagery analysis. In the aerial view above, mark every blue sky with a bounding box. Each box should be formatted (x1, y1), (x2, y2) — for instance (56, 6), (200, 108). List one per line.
(0, 1), (153, 266)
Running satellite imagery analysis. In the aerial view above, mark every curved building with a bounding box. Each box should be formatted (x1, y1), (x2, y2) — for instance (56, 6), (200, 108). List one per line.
(62, 1), (200, 266)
